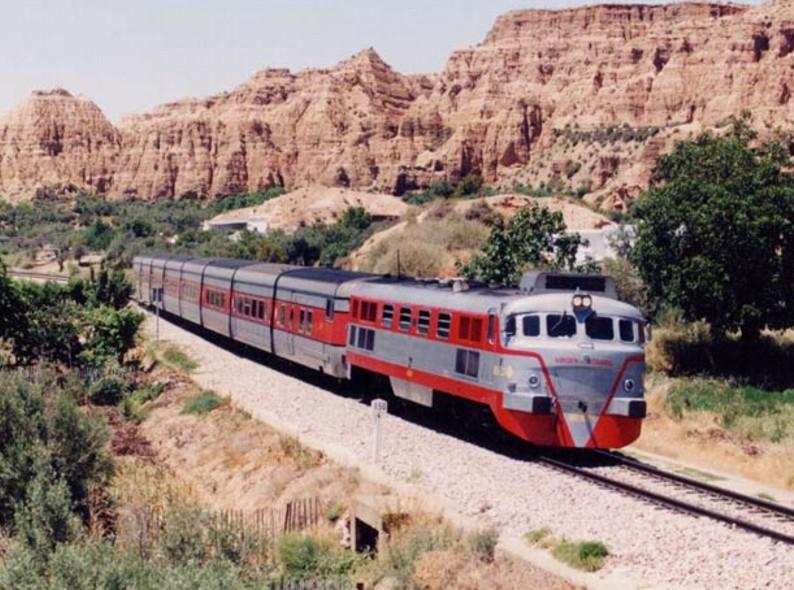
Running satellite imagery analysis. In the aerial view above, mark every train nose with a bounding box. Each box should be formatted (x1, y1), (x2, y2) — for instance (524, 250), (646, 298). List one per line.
(548, 355), (645, 448)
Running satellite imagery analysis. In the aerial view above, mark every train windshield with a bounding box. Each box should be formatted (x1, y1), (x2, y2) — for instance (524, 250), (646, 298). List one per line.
(507, 313), (641, 345)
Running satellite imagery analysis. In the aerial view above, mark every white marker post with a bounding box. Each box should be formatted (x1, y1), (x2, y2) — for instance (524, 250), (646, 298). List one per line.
(371, 399), (387, 463)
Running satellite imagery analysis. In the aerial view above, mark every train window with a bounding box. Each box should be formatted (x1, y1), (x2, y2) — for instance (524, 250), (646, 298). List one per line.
(487, 314), (496, 343)
(299, 309), (306, 332)
(243, 298), (252, 317)
(326, 298), (334, 320)
(547, 314), (576, 338)
(289, 307), (295, 328)
(417, 310), (431, 335)
(504, 316), (516, 337)
(458, 316), (483, 342)
(459, 316), (470, 340)
(619, 319), (634, 342)
(360, 301), (377, 322)
(279, 304), (286, 326)
(352, 300), (359, 319)
(357, 326), (368, 349)
(522, 315), (541, 337)
(365, 328), (375, 350)
(455, 349), (480, 379)
(586, 316), (614, 341)
(471, 318), (483, 342)
(258, 301), (266, 320)
(349, 326), (357, 346)
(437, 312), (451, 339)
(306, 311), (313, 335)
(382, 304), (394, 328)
(399, 307), (411, 332)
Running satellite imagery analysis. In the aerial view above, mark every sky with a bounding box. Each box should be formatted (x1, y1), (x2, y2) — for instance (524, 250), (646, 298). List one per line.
(2, 0), (763, 121)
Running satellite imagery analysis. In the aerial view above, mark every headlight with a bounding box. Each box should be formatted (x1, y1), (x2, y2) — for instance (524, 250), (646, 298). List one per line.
(573, 295), (583, 307)
(528, 374), (541, 389)
(582, 295), (592, 307)
(624, 378), (635, 392)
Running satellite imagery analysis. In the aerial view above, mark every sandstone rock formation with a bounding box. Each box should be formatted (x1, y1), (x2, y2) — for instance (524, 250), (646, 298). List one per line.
(2, 1), (794, 207)
(0, 89), (119, 200)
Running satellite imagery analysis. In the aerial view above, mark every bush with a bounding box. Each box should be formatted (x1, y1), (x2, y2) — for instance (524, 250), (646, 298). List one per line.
(468, 527), (499, 562)
(182, 391), (224, 415)
(646, 320), (794, 388)
(89, 375), (130, 406)
(375, 520), (459, 585)
(665, 378), (794, 442)
(552, 540), (609, 572)
(0, 372), (112, 531)
(277, 533), (359, 579)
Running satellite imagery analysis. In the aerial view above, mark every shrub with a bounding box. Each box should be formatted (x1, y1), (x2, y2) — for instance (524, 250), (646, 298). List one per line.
(468, 527), (499, 562)
(182, 391), (224, 415)
(278, 435), (323, 468)
(0, 373), (112, 529)
(375, 520), (459, 585)
(552, 540), (609, 572)
(13, 471), (82, 563)
(464, 201), (502, 225)
(89, 375), (130, 406)
(524, 527), (552, 546)
(665, 378), (794, 442)
(277, 533), (359, 579)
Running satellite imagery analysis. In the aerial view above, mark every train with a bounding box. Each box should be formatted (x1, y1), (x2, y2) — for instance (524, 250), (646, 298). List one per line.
(132, 254), (647, 449)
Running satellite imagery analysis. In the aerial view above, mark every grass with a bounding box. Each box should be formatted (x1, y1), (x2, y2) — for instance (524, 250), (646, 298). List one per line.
(182, 390), (224, 415)
(278, 435), (323, 468)
(524, 528), (609, 572)
(468, 527), (499, 562)
(162, 345), (198, 373)
(524, 527), (555, 549)
(677, 466), (725, 483)
(360, 212), (489, 278)
(119, 382), (166, 422)
(146, 341), (198, 373)
(552, 540), (609, 572)
(666, 378), (794, 443)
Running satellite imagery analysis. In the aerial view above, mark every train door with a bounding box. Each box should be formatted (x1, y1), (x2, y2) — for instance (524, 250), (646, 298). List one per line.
(287, 293), (297, 357)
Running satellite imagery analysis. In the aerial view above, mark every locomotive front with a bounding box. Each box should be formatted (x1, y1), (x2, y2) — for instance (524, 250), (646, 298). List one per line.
(496, 273), (646, 448)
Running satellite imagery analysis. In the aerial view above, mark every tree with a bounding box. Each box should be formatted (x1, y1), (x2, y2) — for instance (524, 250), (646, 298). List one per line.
(462, 204), (591, 286)
(0, 262), (26, 359)
(632, 122), (794, 341)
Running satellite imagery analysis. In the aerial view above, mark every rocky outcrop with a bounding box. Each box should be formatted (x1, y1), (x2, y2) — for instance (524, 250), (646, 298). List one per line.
(2, 1), (794, 206)
(0, 90), (119, 200)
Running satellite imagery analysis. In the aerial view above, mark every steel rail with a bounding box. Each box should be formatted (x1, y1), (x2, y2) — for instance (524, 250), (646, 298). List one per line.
(8, 269), (69, 283)
(537, 455), (794, 545)
(594, 450), (794, 521)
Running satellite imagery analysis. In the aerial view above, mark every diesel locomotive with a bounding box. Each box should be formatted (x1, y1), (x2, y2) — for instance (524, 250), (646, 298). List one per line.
(133, 254), (647, 448)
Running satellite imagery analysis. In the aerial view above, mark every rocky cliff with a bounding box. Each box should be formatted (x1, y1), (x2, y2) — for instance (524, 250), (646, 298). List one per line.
(2, 1), (794, 207)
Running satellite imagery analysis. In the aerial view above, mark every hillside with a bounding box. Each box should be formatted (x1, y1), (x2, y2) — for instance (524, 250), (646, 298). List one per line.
(2, 1), (794, 208)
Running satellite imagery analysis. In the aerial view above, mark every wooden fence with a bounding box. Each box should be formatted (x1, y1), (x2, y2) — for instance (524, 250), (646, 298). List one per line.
(125, 496), (326, 554)
(212, 497), (324, 539)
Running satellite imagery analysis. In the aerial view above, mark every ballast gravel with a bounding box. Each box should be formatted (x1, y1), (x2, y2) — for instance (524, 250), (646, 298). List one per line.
(144, 314), (794, 589)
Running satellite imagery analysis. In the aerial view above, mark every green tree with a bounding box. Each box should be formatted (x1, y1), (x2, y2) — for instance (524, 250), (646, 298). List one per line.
(0, 263), (26, 358)
(462, 204), (591, 286)
(632, 123), (794, 340)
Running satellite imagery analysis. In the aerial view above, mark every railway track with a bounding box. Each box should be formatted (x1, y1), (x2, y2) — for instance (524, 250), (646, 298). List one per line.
(538, 451), (794, 545)
(8, 269), (69, 283)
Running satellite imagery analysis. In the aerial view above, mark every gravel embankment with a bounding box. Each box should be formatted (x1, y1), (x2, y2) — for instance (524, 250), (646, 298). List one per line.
(143, 313), (794, 589)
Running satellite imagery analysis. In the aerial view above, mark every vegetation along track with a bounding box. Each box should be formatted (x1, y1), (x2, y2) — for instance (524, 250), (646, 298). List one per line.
(538, 451), (794, 545)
